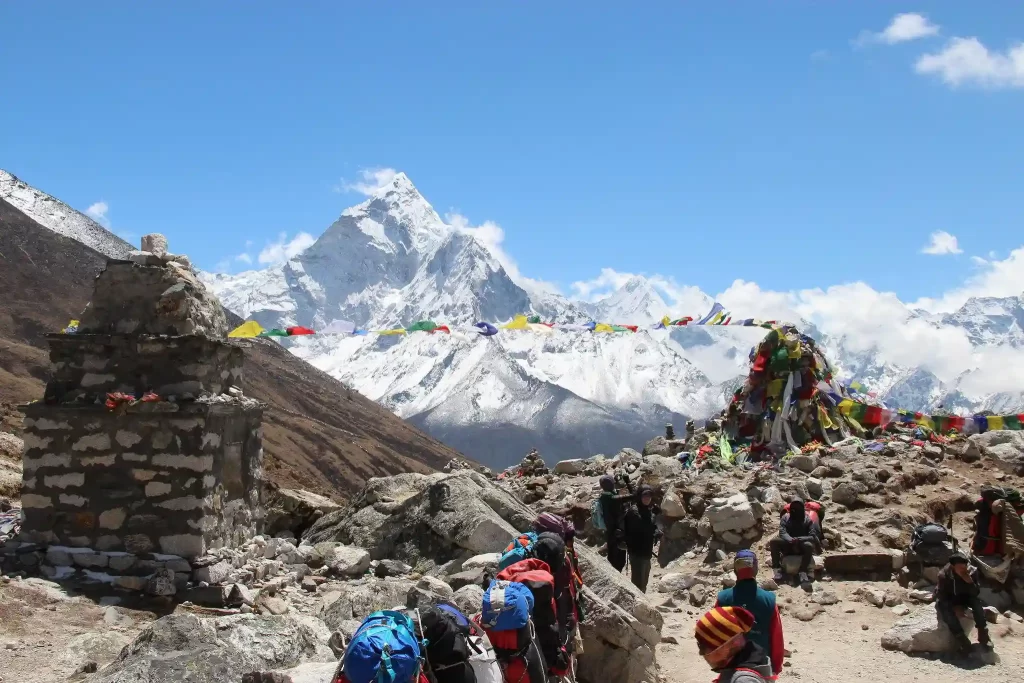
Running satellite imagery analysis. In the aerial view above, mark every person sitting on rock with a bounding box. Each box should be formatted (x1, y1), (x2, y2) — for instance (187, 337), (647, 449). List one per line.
(768, 498), (821, 585)
(623, 484), (661, 591)
(599, 474), (630, 573)
(935, 553), (991, 654)
(694, 606), (774, 683)
(714, 550), (784, 678)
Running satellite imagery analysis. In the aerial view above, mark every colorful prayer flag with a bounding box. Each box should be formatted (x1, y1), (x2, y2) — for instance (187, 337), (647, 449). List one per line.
(406, 320), (439, 333)
(228, 321), (264, 338)
(502, 315), (530, 330)
(286, 326), (315, 336)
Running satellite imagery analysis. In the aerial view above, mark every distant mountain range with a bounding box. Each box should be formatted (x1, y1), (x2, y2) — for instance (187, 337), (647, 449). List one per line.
(4, 168), (1020, 470)
(196, 172), (1024, 468)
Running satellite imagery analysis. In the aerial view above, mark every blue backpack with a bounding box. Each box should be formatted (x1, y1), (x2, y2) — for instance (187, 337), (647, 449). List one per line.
(343, 610), (423, 683)
(479, 579), (534, 632)
(497, 531), (538, 570)
(591, 498), (606, 531)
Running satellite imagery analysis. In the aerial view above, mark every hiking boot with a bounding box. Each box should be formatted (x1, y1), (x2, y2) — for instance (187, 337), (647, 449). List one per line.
(798, 572), (812, 585)
(955, 633), (973, 655)
(772, 569), (785, 584)
(978, 628), (992, 649)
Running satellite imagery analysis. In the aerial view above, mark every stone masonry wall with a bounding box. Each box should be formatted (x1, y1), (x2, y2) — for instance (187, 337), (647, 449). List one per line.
(43, 334), (243, 404)
(20, 400), (264, 559)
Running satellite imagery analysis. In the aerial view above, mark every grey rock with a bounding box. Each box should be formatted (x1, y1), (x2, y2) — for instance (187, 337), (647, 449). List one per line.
(373, 559), (412, 578)
(146, 568), (177, 596)
(265, 487), (341, 539)
(881, 604), (978, 653)
(452, 584), (486, 617)
(325, 546), (371, 578)
(91, 613), (334, 683)
(320, 580), (417, 631)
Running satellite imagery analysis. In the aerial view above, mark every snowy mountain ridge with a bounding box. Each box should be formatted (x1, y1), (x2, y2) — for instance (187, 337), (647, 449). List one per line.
(2, 169), (1019, 468)
(0, 169), (133, 260)
(202, 173), (1023, 466)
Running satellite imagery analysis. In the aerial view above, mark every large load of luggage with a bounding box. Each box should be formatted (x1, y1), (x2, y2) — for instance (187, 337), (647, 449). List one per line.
(332, 512), (583, 683)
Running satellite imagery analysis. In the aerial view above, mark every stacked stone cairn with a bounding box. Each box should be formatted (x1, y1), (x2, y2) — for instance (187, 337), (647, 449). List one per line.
(1, 235), (266, 595)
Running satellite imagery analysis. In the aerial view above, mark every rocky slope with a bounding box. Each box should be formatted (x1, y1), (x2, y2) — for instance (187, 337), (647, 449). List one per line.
(0, 195), (463, 499)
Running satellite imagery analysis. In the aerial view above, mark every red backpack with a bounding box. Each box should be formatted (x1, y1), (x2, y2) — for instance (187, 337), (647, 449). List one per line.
(782, 501), (824, 526)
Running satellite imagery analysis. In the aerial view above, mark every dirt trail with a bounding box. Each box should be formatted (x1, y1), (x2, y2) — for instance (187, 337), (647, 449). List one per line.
(650, 565), (1024, 683)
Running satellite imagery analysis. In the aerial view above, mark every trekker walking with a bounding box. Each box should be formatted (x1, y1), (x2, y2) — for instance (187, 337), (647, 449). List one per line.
(694, 606), (773, 683)
(935, 553), (991, 654)
(768, 498), (821, 584)
(714, 550), (784, 678)
(623, 484), (661, 591)
(598, 474), (629, 572)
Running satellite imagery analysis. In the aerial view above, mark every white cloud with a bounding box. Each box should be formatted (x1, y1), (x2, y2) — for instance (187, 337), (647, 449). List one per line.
(912, 246), (1024, 312)
(571, 268), (711, 313)
(236, 253), (252, 264)
(920, 230), (963, 255)
(446, 212), (559, 293)
(915, 37), (1024, 89)
(85, 201), (110, 227)
(856, 13), (940, 46)
(258, 232), (316, 265)
(337, 168), (399, 195)
(571, 268), (635, 301)
(810, 49), (831, 62)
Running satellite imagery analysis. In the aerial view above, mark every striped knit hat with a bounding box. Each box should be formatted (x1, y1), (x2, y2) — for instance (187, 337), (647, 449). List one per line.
(694, 606), (755, 652)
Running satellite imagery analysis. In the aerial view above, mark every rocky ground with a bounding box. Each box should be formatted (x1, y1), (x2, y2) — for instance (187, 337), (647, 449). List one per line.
(2, 427), (1024, 682)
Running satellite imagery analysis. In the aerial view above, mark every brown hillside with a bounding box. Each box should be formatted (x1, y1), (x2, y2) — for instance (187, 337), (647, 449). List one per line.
(0, 197), (464, 500)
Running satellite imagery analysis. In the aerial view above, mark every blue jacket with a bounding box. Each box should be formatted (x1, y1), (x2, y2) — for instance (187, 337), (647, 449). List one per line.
(716, 579), (784, 674)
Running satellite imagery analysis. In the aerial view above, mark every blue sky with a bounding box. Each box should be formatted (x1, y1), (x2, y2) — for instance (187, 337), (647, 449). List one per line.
(3, 2), (1024, 307)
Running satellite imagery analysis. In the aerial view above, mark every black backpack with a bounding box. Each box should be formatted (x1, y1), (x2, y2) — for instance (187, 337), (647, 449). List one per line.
(419, 605), (481, 683)
(911, 522), (952, 565)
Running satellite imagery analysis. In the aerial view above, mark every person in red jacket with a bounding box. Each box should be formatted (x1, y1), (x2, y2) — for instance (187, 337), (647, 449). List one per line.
(715, 550), (784, 678)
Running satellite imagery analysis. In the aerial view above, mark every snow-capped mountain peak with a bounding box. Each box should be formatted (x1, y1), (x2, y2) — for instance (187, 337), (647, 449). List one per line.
(0, 169), (133, 260)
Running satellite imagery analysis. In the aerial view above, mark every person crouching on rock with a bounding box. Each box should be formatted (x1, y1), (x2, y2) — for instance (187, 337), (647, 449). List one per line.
(768, 498), (821, 585)
(715, 550), (784, 678)
(694, 606), (774, 683)
(623, 484), (661, 591)
(599, 474), (629, 572)
(935, 553), (991, 654)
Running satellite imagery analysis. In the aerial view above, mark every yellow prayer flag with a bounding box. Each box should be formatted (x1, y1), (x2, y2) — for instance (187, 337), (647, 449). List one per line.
(660, 316), (671, 328)
(502, 315), (530, 330)
(228, 321), (264, 338)
(593, 323), (616, 333)
(988, 416), (1005, 430)
(767, 379), (785, 398)
(838, 399), (855, 415)
(376, 328), (407, 336)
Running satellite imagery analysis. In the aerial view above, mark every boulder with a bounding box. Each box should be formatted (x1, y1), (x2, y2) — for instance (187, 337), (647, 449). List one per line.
(655, 573), (700, 594)
(831, 481), (869, 508)
(787, 454), (819, 473)
(704, 494), (757, 533)
(461, 553), (500, 572)
(264, 487), (341, 538)
(643, 436), (671, 457)
(325, 546), (370, 578)
(880, 604), (977, 653)
(373, 559), (412, 578)
(447, 568), (486, 591)
(967, 430), (1024, 475)
(320, 579), (416, 631)
(780, 555), (824, 575)
(553, 459), (587, 476)
(245, 662), (338, 683)
(660, 490), (687, 519)
(452, 584), (485, 617)
(307, 470), (661, 682)
(92, 613), (333, 683)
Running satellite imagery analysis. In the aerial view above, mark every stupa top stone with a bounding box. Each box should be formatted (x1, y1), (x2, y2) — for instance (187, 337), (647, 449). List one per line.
(77, 234), (229, 338)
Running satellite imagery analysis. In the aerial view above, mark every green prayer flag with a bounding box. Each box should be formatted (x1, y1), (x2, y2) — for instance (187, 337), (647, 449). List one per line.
(259, 329), (289, 337)
(1003, 415), (1022, 430)
(527, 315), (541, 324)
(406, 320), (439, 333)
(719, 433), (734, 464)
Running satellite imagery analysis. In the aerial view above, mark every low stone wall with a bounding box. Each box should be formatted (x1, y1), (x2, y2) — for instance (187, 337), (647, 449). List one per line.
(20, 399), (264, 559)
(44, 334), (243, 404)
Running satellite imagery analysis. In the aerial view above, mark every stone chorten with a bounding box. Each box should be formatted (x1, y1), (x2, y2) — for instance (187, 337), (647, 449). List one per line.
(16, 235), (265, 584)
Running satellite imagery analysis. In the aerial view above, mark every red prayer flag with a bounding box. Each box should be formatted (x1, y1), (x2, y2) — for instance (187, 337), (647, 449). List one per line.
(430, 325), (451, 334)
(286, 326), (316, 336)
(864, 405), (883, 425)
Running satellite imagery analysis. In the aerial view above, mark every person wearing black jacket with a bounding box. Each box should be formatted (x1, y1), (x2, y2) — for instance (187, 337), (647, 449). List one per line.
(599, 475), (632, 572)
(767, 498), (821, 584)
(935, 553), (991, 654)
(623, 484), (662, 591)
